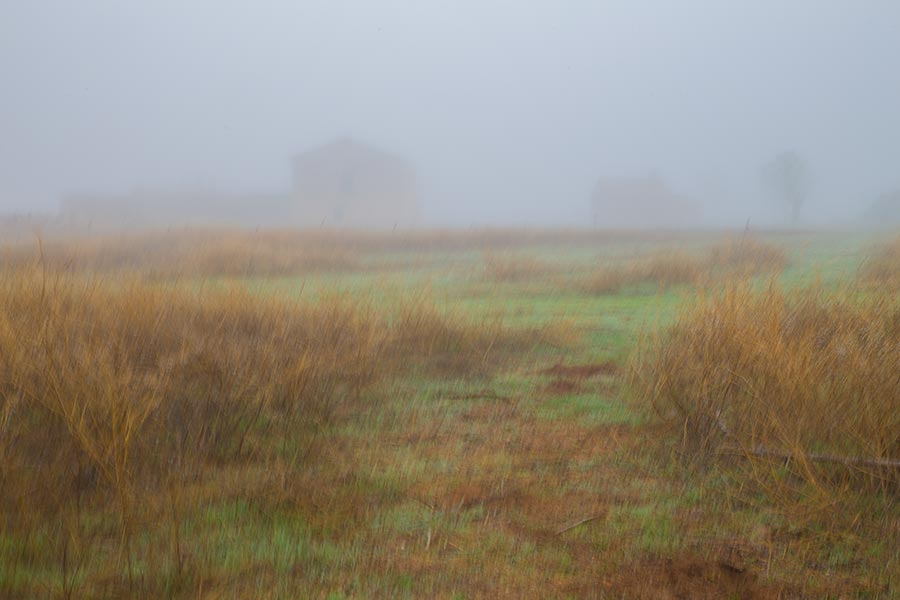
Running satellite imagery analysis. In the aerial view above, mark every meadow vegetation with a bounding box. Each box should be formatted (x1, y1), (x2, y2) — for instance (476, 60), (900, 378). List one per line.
(0, 228), (728, 278)
(858, 234), (900, 290)
(0, 228), (897, 598)
(480, 252), (557, 283)
(0, 230), (361, 276)
(0, 257), (558, 598)
(705, 235), (789, 274)
(634, 280), (900, 528)
(580, 235), (788, 294)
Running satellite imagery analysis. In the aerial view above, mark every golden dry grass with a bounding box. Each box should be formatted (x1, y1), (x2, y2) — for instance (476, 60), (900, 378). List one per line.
(582, 252), (705, 293)
(0, 227), (760, 279)
(633, 279), (900, 530)
(0, 265), (379, 577)
(0, 230), (360, 276)
(480, 252), (557, 283)
(0, 262), (559, 596)
(583, 236), (787, 294)
(706, 236), (789, 274)
(858, 235), (900, 290)
(3, 229), (893, 597)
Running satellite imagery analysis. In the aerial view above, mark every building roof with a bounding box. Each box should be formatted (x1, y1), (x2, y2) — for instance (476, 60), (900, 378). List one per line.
(590, 175), (700, 228)
(292, 138), (414, 173)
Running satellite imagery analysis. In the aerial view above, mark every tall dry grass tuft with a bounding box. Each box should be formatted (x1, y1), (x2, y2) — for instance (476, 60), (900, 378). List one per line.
(706, 236), (789, 274)
(0, 228), (693, 278)
(858, 235), (900, 290)
(583, 236), (787, 294)
(0, 229), (360, 277)
(582, 252), (704, 294)
(386, 288), (573, 374)
(0, 262), (558, 595)
(480, 252), (557, 283)
(0, 266), (380, 581)
(633, 280), (900, 528)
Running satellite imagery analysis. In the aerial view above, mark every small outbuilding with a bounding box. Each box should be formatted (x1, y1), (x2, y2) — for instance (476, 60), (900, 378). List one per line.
(59, 188), (290, 231)
(292, 138), (420, 228)
(864, 189), (900, 227)
(590, 175), (700, 229)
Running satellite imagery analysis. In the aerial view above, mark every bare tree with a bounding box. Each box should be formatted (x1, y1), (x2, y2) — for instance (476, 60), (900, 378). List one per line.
(760, 151), (808, 226)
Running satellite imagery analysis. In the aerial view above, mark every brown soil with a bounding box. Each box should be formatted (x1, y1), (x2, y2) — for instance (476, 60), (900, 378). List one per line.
(544, 378), (584, 395)
(542, 361), (618, 379)
(588, 555), (783, 599)
(376, 393), (800, 598)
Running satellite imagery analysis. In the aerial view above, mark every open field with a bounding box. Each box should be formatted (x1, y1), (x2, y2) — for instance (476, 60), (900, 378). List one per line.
(1, 228), (898, 598)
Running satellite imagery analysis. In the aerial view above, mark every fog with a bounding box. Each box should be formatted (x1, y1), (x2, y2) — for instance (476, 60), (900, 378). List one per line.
(2, 1), (899, 228)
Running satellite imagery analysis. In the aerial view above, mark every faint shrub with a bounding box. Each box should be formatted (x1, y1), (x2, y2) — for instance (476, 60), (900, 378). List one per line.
(0, 230), (360, 277)
(383, 288), (572, 375)
(583, 237), (787, 295)
(0, 266), (383, 593)
(481, 252), (556, 283)
(706, 236), (788, 274)
(582, 253), (704, 294)
(0, 261), (563, 595)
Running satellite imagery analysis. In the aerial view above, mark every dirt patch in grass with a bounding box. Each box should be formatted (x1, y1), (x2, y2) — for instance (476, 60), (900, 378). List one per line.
(593, 555), (781, 599)
(461, 400), (520, 421)
(404, 412), (636, 523)
(543, 378), (584, 395)
(434, 480), (527, 512)
(542, 360), (618, 379)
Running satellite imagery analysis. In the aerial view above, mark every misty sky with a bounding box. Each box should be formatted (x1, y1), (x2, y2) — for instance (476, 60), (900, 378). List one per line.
(2, 1), (899, 226)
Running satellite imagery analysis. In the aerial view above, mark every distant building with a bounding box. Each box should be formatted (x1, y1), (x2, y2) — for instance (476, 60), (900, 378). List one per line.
(864, 189), (900, 227)
(292, 138), (420, 228)
(57, 138), (422, 231)
(590, 175), (700, 229)
(60, 187), (291, 231)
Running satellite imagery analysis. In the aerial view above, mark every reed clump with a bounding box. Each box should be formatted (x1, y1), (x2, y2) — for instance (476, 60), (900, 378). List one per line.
(0, 230), (360, 277)
(0, 264), (553, 595)
(0, 266), (378, 536)
(481, 252), (557, 283)
(858, 235), (900, 290)
(584, 237), (787, 294)
(0, 228), (698, 277)
(706, 236), (789, 274)
(583, 252), (704, 293)
(634, 280), (900, 524)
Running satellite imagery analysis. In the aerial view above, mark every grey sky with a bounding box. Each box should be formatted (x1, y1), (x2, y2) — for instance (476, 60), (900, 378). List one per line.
(2, 1), (899, 226)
